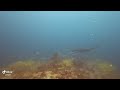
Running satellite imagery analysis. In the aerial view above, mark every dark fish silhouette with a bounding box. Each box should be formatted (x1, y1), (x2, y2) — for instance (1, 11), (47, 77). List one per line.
(71, 48), (96, 53)
(71, 45), (99, 53)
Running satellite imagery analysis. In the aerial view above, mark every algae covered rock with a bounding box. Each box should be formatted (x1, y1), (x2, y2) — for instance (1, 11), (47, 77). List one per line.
(0, 56), (119, 79)
(91, 61), (116, 78)
(8, 60), (40, 71)
(59, 58), (74, 67)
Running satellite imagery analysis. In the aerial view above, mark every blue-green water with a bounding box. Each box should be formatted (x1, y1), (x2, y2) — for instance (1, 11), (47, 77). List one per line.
(0, 11), (120, 68)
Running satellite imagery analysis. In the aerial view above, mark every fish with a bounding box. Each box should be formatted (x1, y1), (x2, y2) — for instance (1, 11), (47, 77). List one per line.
(71, 45), (99, 53)
(71, 47), (96, 53)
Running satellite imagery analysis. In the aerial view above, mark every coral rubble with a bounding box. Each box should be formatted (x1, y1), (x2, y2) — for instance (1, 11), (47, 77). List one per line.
(0, 56), (120, 79)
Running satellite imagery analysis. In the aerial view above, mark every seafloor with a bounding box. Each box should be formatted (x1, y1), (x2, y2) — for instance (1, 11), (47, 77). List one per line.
(0, 53), (120, 79)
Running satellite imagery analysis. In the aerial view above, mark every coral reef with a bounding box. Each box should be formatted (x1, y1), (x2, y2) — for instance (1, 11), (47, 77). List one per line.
(0, 54), (120, 79)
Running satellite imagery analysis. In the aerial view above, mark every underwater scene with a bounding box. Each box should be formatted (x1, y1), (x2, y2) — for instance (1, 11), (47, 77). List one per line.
(0, 11), (120, 79)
